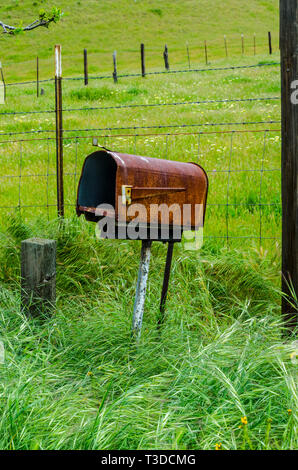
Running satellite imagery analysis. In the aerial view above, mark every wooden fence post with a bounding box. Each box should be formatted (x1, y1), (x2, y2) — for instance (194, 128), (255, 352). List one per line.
(36, 56), (39, 97)
(186, 42), (191, 68)
(55, 44), (64, 218)
(224, 35), (228, 57)
(21, 238), (56, 317)
(163, 44), (169, 70)
(84, 48), (88, 85)
(113, 50), (118, 83)
(268, 31), (272, 55)
(280, 0), (298, 329)
(204, 40), (208, 65)
(141, 43), (145, 77)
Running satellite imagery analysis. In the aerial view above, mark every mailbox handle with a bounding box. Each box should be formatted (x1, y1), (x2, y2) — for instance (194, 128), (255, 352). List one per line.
(121, 185), (185, 204)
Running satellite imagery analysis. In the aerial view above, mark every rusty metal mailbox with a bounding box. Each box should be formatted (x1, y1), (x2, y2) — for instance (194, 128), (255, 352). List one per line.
(76, 147), (208, 338)
(77, 149), (208, 237)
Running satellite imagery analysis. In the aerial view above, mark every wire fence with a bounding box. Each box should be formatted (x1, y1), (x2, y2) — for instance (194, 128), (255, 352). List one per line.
(2, 30), (278, 85)
(3, 61), (280, 89)
(0, 54), (281, 249)
(0, 126), (281, 248)
(0, 96), (280, 116)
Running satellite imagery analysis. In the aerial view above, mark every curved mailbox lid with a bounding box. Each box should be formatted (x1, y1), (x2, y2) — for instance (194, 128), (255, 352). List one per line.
(76, 149), (208, 230)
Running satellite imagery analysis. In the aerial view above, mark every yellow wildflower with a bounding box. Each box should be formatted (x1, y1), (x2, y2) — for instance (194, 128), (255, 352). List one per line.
(215, 442), (222, 450)
(241, 416), (248, 425)
(87, 371), (93, 377)
(287, 409), (292, 415)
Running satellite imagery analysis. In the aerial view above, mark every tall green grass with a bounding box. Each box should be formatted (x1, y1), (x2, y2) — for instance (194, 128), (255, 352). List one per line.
(0, 216), (297, 450)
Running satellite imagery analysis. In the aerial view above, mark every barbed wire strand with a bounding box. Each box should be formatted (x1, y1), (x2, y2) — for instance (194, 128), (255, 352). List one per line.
(0, 96), (280, 117)
(0, 126), (281, 145)
(0, 120), (281, 138)
(5, 61), (280, 87)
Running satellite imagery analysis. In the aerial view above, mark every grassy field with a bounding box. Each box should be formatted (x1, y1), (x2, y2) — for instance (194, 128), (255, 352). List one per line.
(0, 0), (297, 451)
(0, 0), (279, 82)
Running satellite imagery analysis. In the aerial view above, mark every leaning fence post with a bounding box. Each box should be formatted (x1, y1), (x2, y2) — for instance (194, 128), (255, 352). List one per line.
(268, 31), (272, 55)
(36, 56), (39, 97)
(113, 50), (118, 83)
(21, 238), (56, 317)
(163, 44), (169, 70)
(280, 0), (298, 329)
(55, 44), (64, 218)
(132, 240), (152, 339)
(141, 43), (145, 77)
(0, 61), (6, 103)
(84, 48), (88, 85)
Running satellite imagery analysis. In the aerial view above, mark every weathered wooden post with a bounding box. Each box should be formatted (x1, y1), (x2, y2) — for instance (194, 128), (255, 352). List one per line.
(163, 44), (169, 70)
(21, 239), (56, 317)
(113, 50), (118, 83)
(141, 43), (145, 77)
(84, 48), (88, 85)
(55, 44), (64, 218)
(280, 0), (298, 329)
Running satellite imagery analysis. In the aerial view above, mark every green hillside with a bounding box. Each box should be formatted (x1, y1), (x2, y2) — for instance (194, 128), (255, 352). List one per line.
(0, 0), (279, 81)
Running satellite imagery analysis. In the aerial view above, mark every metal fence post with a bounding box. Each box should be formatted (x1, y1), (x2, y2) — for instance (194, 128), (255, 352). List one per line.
(55, 44), (64, 218)
(280, 0), (298, 329)
(132, 240), (152, 339)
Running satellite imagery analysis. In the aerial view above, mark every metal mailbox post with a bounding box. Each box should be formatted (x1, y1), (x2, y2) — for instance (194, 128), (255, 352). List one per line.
(76, 147), (208, 338)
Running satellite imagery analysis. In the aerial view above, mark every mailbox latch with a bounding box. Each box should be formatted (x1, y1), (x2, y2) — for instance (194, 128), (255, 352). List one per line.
(122, 185), (132, 205)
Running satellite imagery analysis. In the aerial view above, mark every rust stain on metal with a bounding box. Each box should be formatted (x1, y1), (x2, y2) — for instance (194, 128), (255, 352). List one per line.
(76, 149), (208, 235)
